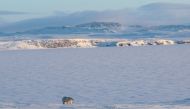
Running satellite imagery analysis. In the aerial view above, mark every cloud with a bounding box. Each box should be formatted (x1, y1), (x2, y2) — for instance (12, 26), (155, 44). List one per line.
(1, 2), (190, 32)
(134, 3), (190, 25)
(139, 2), (190, 10)
(0, 10), (28, 15)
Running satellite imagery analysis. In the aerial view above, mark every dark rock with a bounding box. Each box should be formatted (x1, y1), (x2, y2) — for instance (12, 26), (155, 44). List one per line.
(62, 97), (74, 105)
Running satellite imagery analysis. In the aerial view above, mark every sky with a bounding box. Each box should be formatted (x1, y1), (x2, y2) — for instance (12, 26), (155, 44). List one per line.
(1, 0), (190, 13)
(0, 0), (190, 23)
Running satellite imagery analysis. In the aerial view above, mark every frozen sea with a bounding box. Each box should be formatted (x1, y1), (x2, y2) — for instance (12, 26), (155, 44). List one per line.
(0, 45), (190, 109)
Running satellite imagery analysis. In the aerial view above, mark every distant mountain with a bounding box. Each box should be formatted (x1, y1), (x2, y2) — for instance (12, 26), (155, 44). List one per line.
(14, 22), (123, 35)
(1, 3), (190, 32)
(1, 23), (190, 39)
(1, 23), (189, 39)
(151, 25), (190, 31)
(76, 22), (121, 29)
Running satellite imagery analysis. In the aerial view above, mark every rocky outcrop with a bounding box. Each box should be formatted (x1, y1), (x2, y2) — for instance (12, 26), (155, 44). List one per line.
(154, 39), (175, 45)
(176, 40), (190, 44)
(117, 40), (147, 47)
(62, 97), (74, 105)
(0, 39), (190, 50)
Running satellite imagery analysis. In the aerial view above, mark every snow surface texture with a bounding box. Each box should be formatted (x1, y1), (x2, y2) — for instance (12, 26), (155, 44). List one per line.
(0, 39), (190, 50)
(0, 45), (190, 109)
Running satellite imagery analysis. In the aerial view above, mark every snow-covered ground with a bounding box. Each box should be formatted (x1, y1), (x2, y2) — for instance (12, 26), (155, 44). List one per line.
(0, 45), (190, 109)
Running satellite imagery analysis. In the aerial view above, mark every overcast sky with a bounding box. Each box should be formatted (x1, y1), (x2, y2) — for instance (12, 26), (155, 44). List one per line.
(1, 0), (190, 13)
(0, 0), (190, 23)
